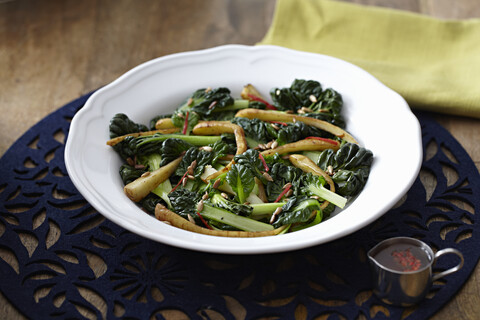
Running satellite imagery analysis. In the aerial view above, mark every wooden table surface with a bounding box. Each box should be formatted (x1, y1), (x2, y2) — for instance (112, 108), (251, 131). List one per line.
(1, 0), (479, 319)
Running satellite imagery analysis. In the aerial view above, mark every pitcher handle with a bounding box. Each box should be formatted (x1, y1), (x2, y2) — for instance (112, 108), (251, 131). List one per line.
(432, 248), (464, 282)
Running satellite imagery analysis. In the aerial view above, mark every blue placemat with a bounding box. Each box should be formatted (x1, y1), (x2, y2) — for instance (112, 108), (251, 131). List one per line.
(0, 93), (479, 320)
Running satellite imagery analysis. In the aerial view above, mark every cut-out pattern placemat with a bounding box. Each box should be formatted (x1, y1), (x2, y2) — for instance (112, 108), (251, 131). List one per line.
(0, 93), (479, 320)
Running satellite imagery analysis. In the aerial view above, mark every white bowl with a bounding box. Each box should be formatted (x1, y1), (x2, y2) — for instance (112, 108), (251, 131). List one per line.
(65, 45), (422, 254)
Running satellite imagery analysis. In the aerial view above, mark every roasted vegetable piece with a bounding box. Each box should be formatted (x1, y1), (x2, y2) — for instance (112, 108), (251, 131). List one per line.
(235, 109), (357, 144)
(261, 139), (339, 157)
(288, 154), (335, 192)
(155, 118), (177, 129)
(155, 204), (288, 237)
(192, 121), (247, 180)
(316, 143), (374, 197)
(124, 156), (183, 202)
(241, 84), (277, 110)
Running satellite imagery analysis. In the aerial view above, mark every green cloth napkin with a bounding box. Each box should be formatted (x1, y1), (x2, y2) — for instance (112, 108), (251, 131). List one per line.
(259, 0), (480, 118)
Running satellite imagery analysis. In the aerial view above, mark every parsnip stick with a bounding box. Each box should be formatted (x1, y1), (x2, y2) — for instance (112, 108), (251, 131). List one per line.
(155, 204), (288, 237)
(235, 108), (358, 144)
(261, 139), (339, 157)
(288, 154), (336, 211)
(155, 118), (177, 129)
(192, 121), (247, 180)
(124, 156), (183, 202)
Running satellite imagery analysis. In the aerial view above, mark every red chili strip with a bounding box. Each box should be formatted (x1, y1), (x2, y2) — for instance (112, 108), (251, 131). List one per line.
(196, 211), (213, 230)
(182, 111), (190, 135)
(258, 153), (269, 172)
(269, 121), (288, 126)
(170, 171), (188, 193)
(305, 136), (339, 145)
(247, 93), (277, 110)
(274, 184), (292, 203)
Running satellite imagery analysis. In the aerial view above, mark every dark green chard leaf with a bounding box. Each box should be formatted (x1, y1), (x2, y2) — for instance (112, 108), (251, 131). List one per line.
(305, 88), (345, 128)
(119, 164), (146, 185)
(272, 196), (322, 228)
(208, 193), (253, 217)
(177, 87), (234, 117)
(231, 117), (277, 146)
(169, 189), (202, 222)
(112, 135), (138, 161)
(248, 101), (268, 110)
(270, 79), (323, 112)
(175, 147), (216, 179)
(265, 162), (304, 202)
(316, 143), (374, 197)
(140, 193), (164, 215)
(109, 113), (148, 138)
(159, 138), (194, 166)
(276, 121), (328, 145)
(233, 149), (270, 183)
(171, 110), (200, 135)
(209, 135), (237, 163)
(226, 163), (255, 205)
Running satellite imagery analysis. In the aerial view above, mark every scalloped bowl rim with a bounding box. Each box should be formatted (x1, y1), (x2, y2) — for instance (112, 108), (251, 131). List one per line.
(65, 44), (422, 254)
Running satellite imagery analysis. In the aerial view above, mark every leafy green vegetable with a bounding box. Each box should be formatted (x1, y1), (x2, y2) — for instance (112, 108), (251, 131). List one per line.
(297, 173), (347, 208)
(109, 113), (148, 139)
(316, 143), (373, 196)
(270, 79), (323, 112)
(159, 138), (194, 167)
(276, 121), (331, 145)
(230, 117), (277, 147)
(119, 164), (146, 185)
(209, 135), (237, 163)
(208, 193), (253, 217)
(140, 193), (164, 215)
(265, 162), (304, 202)
(176, 87), (234, 117)
(269, 79), (345, 127)
(233, 149), (269, 183)
(304, 88), (345, 128)
(272, 196), (322, 228)
(171, 110), (200, 135)
(169, 189), (202, 221)
(109, 80), (374, 236)
(225, 163), (255, 205)
(174, 147), (216, 190)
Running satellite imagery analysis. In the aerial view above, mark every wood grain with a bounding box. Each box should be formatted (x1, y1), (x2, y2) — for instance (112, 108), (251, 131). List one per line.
(1, 0), (479, 319)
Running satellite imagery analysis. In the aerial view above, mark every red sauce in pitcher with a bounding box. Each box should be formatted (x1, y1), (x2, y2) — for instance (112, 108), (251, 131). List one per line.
(373, 243), (432, 272)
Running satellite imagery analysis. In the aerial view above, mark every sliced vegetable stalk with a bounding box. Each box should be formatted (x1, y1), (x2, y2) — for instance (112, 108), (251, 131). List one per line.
(200, 204), (273, 232)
